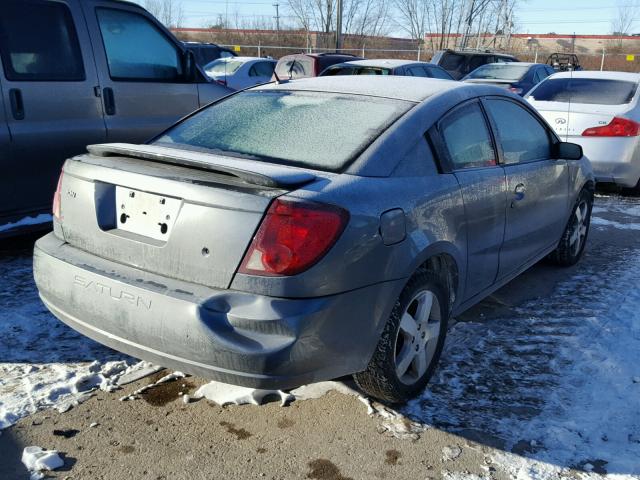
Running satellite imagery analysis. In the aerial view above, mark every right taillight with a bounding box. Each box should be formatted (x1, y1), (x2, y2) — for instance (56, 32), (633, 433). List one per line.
(52, 170), (64, 221)
(582, 117), (640, 137)
(238, 199), (349, 277)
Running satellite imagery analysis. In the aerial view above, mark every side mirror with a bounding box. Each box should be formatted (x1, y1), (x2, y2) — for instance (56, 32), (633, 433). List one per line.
(554, 141), (582, 160)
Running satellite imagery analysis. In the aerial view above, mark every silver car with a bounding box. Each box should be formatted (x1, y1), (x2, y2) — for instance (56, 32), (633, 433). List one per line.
(527, 71), (640, 192)
(33, 77), (594, 403)
(204, 57), (277, 91)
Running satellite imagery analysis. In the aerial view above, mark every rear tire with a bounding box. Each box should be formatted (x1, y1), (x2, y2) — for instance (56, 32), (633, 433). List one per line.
(353, 270), (450, 404)
(551, 188), (593, 267)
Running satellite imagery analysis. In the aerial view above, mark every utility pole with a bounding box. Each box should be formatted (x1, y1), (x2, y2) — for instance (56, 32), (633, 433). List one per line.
(460, 0), (476, 50)
(335, 0), (343, 52)
(273, 3), (280, 31)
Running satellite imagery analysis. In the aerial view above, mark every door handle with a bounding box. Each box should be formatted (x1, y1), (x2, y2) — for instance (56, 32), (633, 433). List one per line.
(9, 89), (24, 120)
(103, 87), (115, 115)
(514, 183), (526, 201)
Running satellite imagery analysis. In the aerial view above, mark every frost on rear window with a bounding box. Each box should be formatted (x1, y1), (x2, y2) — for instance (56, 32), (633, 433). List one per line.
(528, 78), (638, 105)
(154, 90), (412, 171)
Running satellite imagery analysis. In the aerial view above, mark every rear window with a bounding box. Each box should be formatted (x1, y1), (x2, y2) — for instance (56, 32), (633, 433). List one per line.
(205, 59), (244, 76)
(154, 90), (413, 172)
(439, 53), (465, 70)
(466, 64), (529, 81)
(528, 78), (638, 105)
(275, 57), (313, 79)
(324, 66), (391, 76)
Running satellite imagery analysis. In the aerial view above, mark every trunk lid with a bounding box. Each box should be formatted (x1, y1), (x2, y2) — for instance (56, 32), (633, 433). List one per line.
(529, 101), (632, 139)
(58, 144), (317, 289)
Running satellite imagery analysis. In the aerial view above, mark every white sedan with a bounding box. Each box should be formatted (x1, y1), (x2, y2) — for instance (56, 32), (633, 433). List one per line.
(527, 71), (640, 193)
(204, 57), (276, 91)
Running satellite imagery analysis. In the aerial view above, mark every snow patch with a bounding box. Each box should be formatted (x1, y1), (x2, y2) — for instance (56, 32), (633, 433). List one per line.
(21, 446), (64, 477)
(115, 361), (163, 386)
(193, 380), (293, 406)
(0, 214), (51, 233)
(119, 371), (186, 401)
(442, 445), (462, 462)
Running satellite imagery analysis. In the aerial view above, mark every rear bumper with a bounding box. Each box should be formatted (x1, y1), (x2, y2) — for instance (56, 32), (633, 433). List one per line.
(33, 233), (403, 389)
(569, 136), (640, 188)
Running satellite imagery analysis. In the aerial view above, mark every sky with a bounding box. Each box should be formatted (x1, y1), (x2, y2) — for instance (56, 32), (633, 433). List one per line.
(173, 0), (636, 36)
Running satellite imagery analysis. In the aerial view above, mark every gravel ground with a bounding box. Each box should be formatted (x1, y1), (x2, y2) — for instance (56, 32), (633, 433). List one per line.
(0, 194), (639, 480)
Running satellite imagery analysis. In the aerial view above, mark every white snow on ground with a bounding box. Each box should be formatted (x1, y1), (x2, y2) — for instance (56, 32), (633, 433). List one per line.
(0, 214), (52, 233)
(0, 255), (134, 429)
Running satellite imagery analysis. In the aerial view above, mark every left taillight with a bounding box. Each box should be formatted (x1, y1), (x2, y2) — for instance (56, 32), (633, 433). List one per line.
(52, 169), (64, 221)
(238, 199), (349, 277)
(582, 117), (640, 137)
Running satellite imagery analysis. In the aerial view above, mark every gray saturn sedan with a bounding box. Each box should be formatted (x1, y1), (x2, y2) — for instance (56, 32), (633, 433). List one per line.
(33, 76), (594, 403)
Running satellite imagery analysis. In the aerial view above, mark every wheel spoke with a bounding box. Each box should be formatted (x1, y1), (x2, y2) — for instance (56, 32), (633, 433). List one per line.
(412, 347), (428, 378)
(570, 229), (580, 247)
(424, 322), (440, 343)
(414, 291), (434, 325)
(395, 344), (415, 378)
(399, 312), (418, 339)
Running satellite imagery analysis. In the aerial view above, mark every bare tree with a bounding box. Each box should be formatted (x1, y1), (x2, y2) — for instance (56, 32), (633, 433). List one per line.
(611, 0), (640, 35)
(144, 0), (184, 28)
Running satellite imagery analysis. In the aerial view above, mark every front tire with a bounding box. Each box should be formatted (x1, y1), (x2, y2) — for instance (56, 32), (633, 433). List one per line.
(353, 270), (450, 404)
(551, 188), (593, 266)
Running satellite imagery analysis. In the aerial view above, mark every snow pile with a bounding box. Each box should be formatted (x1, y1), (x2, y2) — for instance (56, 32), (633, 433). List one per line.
(21, 446), (64, 479)
(0, 255), (133, 429)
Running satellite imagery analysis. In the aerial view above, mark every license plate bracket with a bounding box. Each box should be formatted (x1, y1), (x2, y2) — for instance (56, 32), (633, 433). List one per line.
(115, 187), (181, 241)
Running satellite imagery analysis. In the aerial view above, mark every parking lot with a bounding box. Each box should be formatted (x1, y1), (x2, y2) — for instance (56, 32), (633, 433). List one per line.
(1, 193), (638, 480)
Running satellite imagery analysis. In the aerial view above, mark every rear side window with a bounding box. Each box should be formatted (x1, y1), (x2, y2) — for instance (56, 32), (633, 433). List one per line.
(154, 90), (413, 172)
(528, 78), (638, 105)
(96, 8), (183, 81)
(427, 67), (452, 80)
(439, 102), (496, 169)
(484, 99), (551, 164)
(275, 57), (313, 79)
(249, 62), (275, 77)
(407, 66), (428, 77)
(0, 0), (85, 81)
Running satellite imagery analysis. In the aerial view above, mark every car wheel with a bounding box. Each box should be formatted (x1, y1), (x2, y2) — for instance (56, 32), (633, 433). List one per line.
(353, 270), (449, 404)
(551, 188), (593, 267)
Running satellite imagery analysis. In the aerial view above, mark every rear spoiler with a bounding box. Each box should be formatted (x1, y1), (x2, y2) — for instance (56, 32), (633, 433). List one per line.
(87, 143), (316, 189)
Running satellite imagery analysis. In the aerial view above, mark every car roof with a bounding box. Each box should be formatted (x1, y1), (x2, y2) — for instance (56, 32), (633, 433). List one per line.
(549, 71), (640, 82)
(439, 49), (516, 58)
(481, 62), (537, 67)
(216, 56), (274, 62)
(329, 59), (430, 68)
(255, 75), (463, 102)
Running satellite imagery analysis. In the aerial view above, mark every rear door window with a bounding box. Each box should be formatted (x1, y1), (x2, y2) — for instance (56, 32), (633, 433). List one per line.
(528, 78), (638, 105)
(0, 0), (85, 81)
(484, 98), (552, 164)
(439, 102), (497, 169)
(96, 8), (183, 81)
